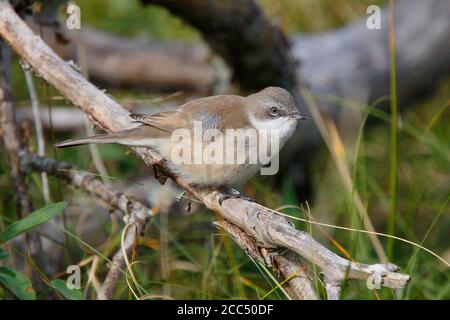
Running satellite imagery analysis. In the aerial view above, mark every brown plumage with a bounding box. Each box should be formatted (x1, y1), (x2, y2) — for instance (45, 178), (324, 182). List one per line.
(55, 87), (307, 189)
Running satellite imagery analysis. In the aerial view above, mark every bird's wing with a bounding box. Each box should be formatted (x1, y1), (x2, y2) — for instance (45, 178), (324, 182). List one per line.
(197, 112), (222, 142)
(128, 94), (247, 140)
(129, 111), (188, 133)
(130, 111), (222, 143)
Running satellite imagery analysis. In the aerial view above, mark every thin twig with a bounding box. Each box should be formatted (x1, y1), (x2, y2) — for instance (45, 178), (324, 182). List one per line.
(19, 151), (153, 299)
(20, 152), (153, 223)
(24, 69), (50, 203)
(85, 255), (102, 298)
(74, 28), (111, 186)
(84, 116), (111, 185)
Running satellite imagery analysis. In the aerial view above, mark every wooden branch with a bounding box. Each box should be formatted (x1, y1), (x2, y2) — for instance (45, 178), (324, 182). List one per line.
(214, 220), (318, 300)
(20, 152), (152, 220)
(202, 192), (409, 293)
(19, 151), (153, 300)
(0, 1), (410, 299)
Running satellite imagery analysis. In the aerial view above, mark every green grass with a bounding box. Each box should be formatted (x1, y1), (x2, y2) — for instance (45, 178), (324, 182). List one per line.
(387, 0), (399, 260)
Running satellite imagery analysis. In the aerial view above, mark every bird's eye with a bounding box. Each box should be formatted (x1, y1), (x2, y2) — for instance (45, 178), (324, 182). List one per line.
(269, 106), (279, 116)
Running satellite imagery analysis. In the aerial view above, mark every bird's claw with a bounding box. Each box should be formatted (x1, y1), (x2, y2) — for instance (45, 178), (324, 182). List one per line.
(218, 188), (255, 206)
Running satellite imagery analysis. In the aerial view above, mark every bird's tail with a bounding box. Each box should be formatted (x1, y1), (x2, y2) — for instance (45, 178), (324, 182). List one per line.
(55, 128), (138, 148)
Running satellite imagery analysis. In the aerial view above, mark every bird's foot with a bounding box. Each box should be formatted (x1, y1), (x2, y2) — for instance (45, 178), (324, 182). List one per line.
(218, 187), (255, 206)
(152, 164), (168, 185)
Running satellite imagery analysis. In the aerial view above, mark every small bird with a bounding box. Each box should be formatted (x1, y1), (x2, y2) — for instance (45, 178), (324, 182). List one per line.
(56, 87), (307, 202)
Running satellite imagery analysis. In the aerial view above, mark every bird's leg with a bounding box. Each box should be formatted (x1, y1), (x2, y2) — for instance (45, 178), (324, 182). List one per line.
(218, 187), (255, 206)
(175, 191), (186, 202)
(186, 199), (192, 214)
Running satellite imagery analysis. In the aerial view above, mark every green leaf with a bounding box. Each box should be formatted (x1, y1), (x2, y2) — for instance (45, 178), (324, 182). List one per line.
(0, 248), (9, 260)
(0, 202), (67, 243)
(51, 279), (83, 300)
(0, 266), (36, 300)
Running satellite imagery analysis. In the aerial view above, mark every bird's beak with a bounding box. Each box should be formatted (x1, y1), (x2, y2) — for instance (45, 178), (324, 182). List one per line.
(290, 112), (309, 121)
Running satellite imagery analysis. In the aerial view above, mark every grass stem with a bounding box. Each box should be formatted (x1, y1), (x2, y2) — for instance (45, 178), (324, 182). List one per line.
(387, 0), (399, 259)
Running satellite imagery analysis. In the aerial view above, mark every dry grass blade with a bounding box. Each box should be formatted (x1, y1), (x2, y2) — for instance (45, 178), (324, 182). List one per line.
(299, 85), (388, 263)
